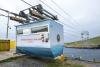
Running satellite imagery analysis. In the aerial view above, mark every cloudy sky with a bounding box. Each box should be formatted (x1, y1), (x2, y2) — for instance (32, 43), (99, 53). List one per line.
(0, 0), (100, 42)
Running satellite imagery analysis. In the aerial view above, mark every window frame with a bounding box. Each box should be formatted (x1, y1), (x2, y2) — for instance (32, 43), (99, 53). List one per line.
(17, 29), (23, 35)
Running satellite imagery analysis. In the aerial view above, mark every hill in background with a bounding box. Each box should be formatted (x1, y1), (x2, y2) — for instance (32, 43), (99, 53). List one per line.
(65, 36), (100, 48)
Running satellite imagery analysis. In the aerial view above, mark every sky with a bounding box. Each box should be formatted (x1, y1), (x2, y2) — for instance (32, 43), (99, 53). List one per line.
(0, 0), (100, 42)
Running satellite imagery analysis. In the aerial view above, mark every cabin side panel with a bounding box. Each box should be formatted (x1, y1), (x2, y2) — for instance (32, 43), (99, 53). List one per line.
(49, 21), (64, 57)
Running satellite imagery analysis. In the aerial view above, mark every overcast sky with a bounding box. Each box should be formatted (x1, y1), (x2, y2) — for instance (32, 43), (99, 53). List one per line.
(0, 0), (100, 42)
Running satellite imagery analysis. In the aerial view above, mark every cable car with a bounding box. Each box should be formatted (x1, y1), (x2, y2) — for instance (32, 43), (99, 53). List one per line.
(16, 19), (64, 58)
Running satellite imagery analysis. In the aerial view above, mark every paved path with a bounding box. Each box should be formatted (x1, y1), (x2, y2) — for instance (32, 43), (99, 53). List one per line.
(0, 49), (23, 61)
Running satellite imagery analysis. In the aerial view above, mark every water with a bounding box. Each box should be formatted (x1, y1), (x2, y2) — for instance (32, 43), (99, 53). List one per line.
(63, 48), (100, 62)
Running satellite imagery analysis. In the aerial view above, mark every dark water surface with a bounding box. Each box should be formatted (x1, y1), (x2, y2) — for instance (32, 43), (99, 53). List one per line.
(64, 48), (100, 62)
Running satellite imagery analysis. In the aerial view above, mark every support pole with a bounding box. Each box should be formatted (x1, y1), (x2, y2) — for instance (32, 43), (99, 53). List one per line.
(6, 12), (10, 38)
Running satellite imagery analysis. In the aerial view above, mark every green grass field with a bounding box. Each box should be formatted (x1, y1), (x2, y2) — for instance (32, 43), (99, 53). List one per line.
(65, 36), (100, 48)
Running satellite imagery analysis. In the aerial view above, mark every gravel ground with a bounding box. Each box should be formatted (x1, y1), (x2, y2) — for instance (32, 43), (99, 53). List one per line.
(0, 56), (47, 67)
(0, 56), (100, 67)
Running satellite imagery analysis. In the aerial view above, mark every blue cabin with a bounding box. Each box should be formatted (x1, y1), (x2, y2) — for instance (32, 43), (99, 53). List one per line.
(16, 19), (64, 58)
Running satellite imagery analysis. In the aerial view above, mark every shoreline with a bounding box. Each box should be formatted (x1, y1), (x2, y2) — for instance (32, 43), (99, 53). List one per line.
(64, 46), (100, 49)
(68, 59), (100, 67)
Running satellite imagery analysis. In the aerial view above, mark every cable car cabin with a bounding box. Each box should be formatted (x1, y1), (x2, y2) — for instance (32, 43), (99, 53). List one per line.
(16, 19), (64, 58)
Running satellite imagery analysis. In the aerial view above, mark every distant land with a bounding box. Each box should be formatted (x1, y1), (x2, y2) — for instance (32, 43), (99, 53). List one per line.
(65, 36), (100, 49)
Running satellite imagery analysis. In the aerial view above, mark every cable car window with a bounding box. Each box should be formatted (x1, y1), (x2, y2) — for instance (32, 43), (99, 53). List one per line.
(23, 29), (31, 35)
(17, 29), (23, 35)
(31, 26), (48, 33)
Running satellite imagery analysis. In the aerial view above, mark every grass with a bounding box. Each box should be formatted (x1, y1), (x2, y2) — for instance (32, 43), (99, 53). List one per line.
(47, 60), (84, 67)
(47, 62), (83, 67)
(65, 36), (100, 48)
(88, 36), (100, 45)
